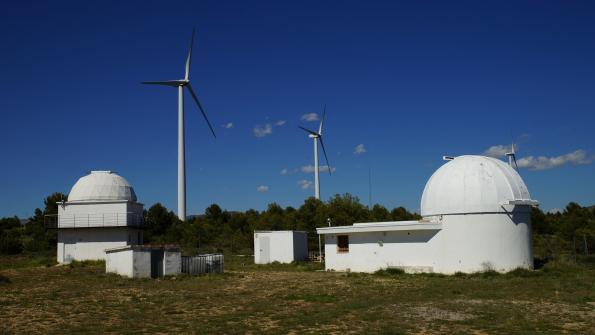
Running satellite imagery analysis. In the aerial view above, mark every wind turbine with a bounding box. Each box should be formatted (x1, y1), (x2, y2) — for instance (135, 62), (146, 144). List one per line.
(142, 29), (216, 221)
(299, 106), (331, 200)
(505, 142), (519, 170)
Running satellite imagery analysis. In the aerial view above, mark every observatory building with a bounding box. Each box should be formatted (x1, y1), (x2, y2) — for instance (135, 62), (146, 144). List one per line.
(318, 155), (538, 274)
(46, 171), (145, 264)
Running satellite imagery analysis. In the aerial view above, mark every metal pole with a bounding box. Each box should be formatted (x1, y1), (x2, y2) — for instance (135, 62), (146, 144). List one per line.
(318, 234), (322, 263)
(178, 85), (186, 221)
(314, 137), (320, 200)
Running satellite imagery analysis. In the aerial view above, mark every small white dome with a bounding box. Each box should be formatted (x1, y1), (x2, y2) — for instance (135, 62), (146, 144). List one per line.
(421, 156), (533, 216)
(68, 171), (137, 202)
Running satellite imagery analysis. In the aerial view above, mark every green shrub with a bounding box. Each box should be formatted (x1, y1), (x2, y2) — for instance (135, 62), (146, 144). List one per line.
(374, 267), (405, 276)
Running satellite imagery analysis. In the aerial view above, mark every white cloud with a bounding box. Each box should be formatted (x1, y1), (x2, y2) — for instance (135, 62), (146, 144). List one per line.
(280, 168), (298, 175)
(256, 185), (269, 193)
(222, 122), (234, 129)
(354, 144), (367, 155)
(301, 165), (336, 173)
(483, 145), (510, 158)
(547, 208), (562, 214)
(253, 124), (273, 138)
(301, 113), (319, 122)
(297, 180), (313, 190)
(275, 120), (286, 126)
(516, 150), (592, 170)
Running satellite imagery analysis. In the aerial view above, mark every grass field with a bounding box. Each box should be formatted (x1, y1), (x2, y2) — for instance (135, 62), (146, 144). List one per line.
(1, 254), (594, 334)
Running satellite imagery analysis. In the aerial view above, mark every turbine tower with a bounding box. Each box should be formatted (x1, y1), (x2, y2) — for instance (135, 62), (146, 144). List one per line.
(505, 142), (518, 170)
(299, 106), (331, 200)
(142, 29), (216, 221)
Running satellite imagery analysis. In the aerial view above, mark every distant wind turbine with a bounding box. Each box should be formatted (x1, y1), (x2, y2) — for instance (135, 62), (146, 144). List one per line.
(299, 105), (331, 200)
(506, 142), (518, 170)
(142, 29), (216, 221)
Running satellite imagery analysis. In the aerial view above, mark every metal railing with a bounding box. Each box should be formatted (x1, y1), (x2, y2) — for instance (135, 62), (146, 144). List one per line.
(181, 254), (224, 275)
(44, 212), (145, 228)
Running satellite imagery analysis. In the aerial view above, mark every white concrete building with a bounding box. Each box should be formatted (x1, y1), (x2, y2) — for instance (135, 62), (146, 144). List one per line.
(105, 245), (181, 278)
(318, 155), (538, 274)
(254, 231), (309, 264)
(46, 171), (145, 264)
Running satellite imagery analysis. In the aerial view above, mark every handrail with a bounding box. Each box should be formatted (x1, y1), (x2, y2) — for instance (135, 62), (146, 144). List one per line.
(44, 212), (145, 229)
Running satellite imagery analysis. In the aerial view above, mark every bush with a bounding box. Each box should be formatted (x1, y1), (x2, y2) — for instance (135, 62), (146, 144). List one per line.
(0, 229), (23, 254)
(374, 268), (405, 276)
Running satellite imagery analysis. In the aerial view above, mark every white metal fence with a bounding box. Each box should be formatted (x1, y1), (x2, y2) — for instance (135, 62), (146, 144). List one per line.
(44, 212), (145, 228)
(181, 254), (224, 275)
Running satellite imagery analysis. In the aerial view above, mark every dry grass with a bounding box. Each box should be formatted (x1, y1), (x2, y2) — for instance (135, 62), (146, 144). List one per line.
(0, 255), (594, 334)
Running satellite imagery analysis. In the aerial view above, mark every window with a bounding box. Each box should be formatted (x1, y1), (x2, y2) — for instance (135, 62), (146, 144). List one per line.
(337, 235), (349, 253)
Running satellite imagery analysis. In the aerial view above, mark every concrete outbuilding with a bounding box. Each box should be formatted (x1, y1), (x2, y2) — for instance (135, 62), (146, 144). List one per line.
(254, 231), (308, 264)
(318, 155), (538, 274)
(105, 245), (181, 278)
(46, 171), (145, 264)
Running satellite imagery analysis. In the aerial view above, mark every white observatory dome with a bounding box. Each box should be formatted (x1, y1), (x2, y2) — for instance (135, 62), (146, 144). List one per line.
(68, 171), (137, 202)
(421, 156), (533, 216)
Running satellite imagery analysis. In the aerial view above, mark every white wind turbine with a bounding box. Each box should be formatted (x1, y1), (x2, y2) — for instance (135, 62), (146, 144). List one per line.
(299, 106), (331, 200)
(506, 142), (519, 170)
(142, 29), (216, 221)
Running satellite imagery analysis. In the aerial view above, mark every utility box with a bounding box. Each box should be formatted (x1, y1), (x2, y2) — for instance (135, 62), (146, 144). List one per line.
(254, 231), (308, 264)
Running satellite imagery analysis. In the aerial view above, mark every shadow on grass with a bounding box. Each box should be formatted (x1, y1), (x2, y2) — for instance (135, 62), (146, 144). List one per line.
(0, 273), (10, 284)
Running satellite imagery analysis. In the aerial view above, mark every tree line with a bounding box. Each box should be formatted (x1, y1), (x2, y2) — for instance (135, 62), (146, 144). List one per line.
(1, 192), (594, 257)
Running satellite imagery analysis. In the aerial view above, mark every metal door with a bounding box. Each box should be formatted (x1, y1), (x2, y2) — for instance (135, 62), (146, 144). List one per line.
(151, 250), (164, 278)
(260, 236), (270, 263)
(63, 240), (76, 264)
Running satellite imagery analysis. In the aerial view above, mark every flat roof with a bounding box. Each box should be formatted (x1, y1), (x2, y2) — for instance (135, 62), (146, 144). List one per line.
(254, 230), (308, 234)
(105, 245), (181, 253)
(316, 220), (442, 235)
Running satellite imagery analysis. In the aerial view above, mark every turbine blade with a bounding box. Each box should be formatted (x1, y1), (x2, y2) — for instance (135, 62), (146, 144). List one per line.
(142, 80), (183, 87)
(319, 104), (326, 135)
(299, 126), (318, 136)
(319, 137), (332, 175)
(186, 83), (216, 138)
(185, 28), (195, 81)
(513, 155), (519, 171)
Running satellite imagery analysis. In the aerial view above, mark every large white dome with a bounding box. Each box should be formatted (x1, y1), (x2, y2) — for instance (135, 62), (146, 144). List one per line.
(421, 156), (533, 216)
(68, 171), (137, 202)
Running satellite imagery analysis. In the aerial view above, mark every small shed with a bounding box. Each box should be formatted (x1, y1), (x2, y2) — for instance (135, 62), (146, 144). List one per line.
(105, 245), (181, 278)
(254, 231), (308, 264)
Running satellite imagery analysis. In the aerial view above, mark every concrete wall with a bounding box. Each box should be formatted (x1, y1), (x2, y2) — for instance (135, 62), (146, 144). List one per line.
(57, 227), (142, 263)
(106, 249), (134, 277)
(432, 210), (533, 274)
(132, 251), (151, 278)
(254, 231), (308, 264)
(323, 208), (532, 274)
(163, 250), (182, 276)
(324, 229), (439, 273)
(106, 248), (152, 278)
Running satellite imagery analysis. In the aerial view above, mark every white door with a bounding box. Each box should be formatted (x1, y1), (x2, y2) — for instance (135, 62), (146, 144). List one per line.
(63, 240), (76, 264)
(260, 237), (270, 264)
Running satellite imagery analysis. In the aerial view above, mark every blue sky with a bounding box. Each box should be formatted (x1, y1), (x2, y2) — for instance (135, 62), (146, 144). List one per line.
(1, 0), (594, 218)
